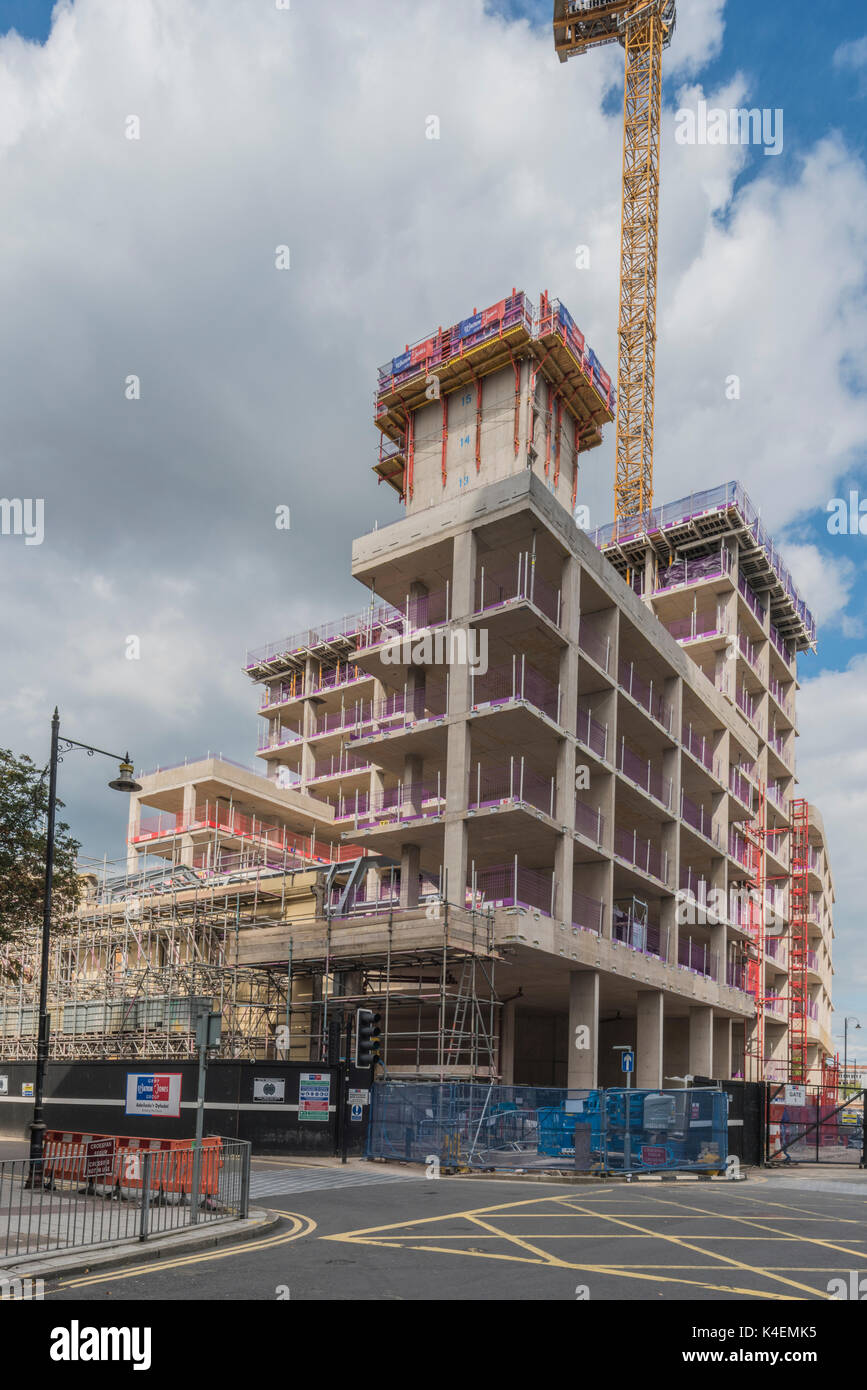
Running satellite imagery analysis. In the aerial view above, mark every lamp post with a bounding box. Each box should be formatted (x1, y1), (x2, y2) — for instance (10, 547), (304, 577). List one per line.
(28, 708), (140, 1183)
(843, 1016), (861, 1090)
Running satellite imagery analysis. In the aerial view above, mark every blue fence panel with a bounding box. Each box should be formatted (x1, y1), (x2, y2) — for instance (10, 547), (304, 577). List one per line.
(368, 1083), (728, 1174)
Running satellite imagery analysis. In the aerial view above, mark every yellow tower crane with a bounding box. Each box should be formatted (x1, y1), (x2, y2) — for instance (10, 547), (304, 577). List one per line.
(553, 0), (676, 527)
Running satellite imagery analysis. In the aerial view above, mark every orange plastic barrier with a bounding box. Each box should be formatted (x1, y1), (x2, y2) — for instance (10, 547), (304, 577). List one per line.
(43, 1130), (223, 1198)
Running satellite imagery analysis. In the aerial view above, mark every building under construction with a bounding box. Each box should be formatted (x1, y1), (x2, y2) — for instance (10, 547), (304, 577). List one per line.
(0, 290), (836, 1090)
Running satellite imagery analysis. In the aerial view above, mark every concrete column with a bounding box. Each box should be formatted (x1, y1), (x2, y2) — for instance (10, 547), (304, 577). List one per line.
(553, 554), (581, 922)
(399, 842), (421, 908)
(403, 752), (424, 817)
(451, 528), (477, 626)
(568, 971), (599, 1088)
(710, 921), (727, 985)
(713, 1016), (732, 1080)
(689, 1005), (715, 1079)
(442, 529), (476, 907)
(443, 733), (469, 905)
(126, 797), (142, 872)
(500, 999), (516, 1084)
(637, 990), (664, 1089)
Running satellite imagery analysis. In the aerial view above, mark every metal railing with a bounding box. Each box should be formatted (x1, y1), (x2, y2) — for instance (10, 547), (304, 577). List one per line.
(617, 740), (672, 809)
(475, 556), (562, 627)
(662, 607), (727, 644)
(681, 722), (716, 776)
(574, 799), (605, 843)
(470, 760), (555, 818)
(577, 704), (608, 759)
(592, 482), (816, 646)
(577, 618), (611, 672)
(470, 657), (561, 723)
(612, 907), (667, 962)
(680, 789), (719, 845)
(655, 545), (730, 592)
(613, 826), (669, 883)
(0, 1140), (250, 1261)
(737, 572), (766, 622)
(618, 658), (675, 731)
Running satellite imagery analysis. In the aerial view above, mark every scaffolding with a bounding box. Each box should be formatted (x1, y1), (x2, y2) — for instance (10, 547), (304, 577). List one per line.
(265, 900), (502, 1080)
(0, 853), (306, 1061)
(743, 782), (766, 1083)
(0, 854), (502, 1076)
(788, 798), (810, 1085)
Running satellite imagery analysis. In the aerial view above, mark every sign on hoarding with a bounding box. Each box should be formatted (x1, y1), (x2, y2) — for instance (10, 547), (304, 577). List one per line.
(125, 1072), (182, 1118)
(84, 1138), (115, 1178)
(298, 1072), (330, 1122)
(783, 1085), (807, 1106)
(253, 1078), (286, 1103)
(641, 1146), (668, 1167)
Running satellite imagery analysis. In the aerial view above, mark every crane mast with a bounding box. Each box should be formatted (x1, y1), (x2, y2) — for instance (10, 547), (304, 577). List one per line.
(554, 1), (676, 527)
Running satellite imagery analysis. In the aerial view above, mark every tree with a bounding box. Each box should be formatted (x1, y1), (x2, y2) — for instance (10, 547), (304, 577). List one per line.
(0, 749), (82, 954)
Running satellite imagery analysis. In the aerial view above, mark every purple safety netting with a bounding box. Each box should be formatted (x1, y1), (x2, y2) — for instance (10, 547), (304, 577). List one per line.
(574, 800), (604, 842)
(618, 658), (674, 729)
(614, 827), (667, 881)
(577, 704), (608, 758)
(469, 762), (555, 816)
(577, 617), (610, 671)
(572, 888), (604, 934)
(617, 741), (671, 808)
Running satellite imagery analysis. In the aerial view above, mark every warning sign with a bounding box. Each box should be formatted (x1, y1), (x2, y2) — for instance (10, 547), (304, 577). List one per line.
(84, 1138), (115, 1178)
(125, 1072), (183, 1118)
(298, 1072), (330, 1122)
(641, 1145), (668, 1167)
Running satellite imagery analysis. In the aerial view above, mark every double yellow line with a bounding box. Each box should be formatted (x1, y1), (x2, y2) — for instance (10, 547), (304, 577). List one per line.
(53, 1213), (316, 1291)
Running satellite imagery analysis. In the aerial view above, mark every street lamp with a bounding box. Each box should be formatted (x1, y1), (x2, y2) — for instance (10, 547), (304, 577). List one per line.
(28, 708), (141, 1182)
(843, 1016), (861, 1089)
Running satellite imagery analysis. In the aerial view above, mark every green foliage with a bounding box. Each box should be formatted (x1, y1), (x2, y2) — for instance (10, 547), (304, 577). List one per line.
(0, 749), (82, 952)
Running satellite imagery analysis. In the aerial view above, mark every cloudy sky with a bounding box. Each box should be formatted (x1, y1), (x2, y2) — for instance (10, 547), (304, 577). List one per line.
(1, 0), (865, 1059)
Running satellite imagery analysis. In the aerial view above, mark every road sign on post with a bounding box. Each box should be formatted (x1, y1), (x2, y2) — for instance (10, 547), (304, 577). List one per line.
(621, 1050), (634, 1074)
(191, 1008), (221, 1225)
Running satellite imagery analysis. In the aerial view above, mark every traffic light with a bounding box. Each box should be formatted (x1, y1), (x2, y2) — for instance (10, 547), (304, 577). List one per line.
(355, 1008), (382, 1068)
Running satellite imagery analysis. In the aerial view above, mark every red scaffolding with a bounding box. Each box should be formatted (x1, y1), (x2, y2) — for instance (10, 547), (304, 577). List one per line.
(788, 797), (810, 1085)
(743, 782), (766, 1082)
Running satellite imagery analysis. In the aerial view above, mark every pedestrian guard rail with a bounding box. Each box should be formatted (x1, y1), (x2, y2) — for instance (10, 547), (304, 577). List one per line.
(367, 1082), (728, 1175)
(0, 1135), (250, 1261)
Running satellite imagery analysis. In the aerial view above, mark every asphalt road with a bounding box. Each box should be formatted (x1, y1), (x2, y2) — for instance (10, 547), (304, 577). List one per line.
(43, 1164), (867, 1303)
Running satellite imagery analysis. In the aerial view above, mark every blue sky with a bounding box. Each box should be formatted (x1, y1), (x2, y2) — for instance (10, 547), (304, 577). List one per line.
(1, 0), (864, 1057)
(0, 0), (55, 42)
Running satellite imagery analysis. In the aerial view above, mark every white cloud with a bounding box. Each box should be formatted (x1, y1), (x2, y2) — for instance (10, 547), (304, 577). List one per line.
(666, 0), (727, 77)
(833, 35), (867, 74)
(778, 543), (856, 629)
(0, 0), (865, 882)
(798, 658), (867, 1005)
